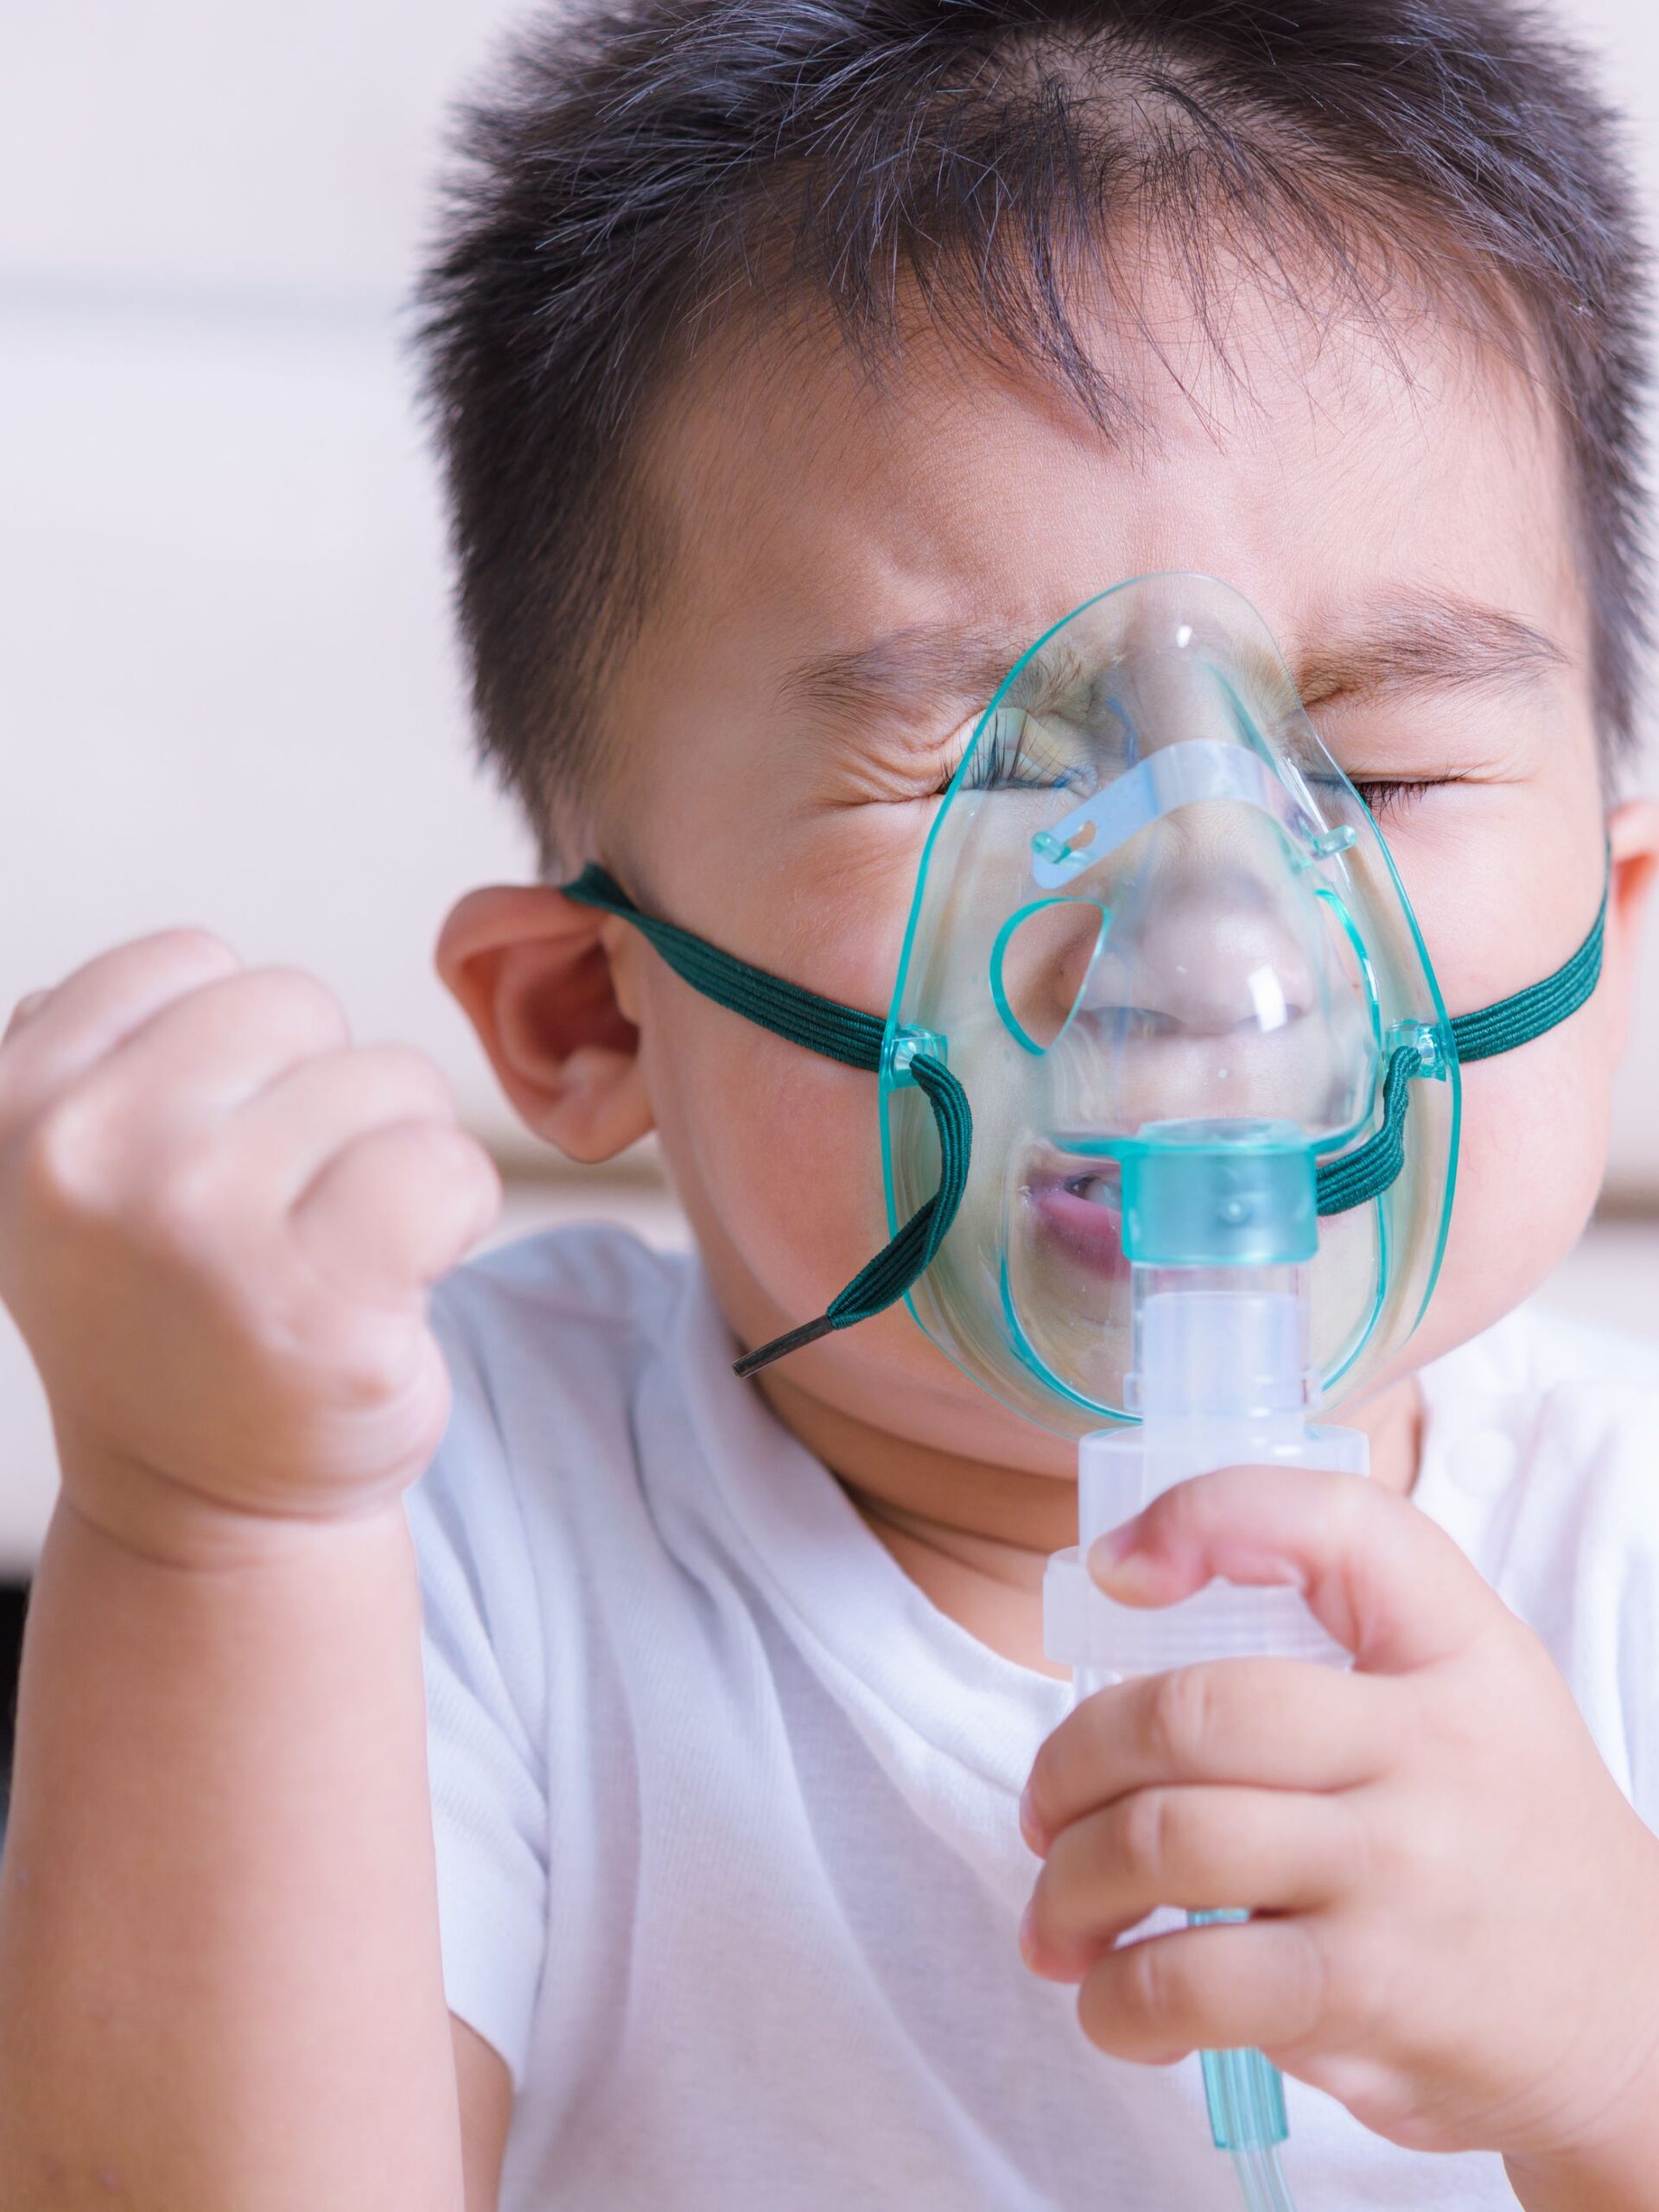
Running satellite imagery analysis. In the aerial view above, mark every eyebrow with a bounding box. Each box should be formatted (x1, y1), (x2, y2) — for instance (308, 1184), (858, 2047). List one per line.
(779, 623), (1032, 734)
(1294, 592), (1567, 706)
(776, 589), (1567, 736)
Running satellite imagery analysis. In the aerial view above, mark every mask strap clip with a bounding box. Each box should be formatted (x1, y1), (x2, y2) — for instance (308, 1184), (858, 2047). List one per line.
(563, 866), (973, 1378)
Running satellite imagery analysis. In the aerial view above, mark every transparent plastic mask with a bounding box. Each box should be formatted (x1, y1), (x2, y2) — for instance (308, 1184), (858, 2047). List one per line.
(880, 573), (1459, 1433)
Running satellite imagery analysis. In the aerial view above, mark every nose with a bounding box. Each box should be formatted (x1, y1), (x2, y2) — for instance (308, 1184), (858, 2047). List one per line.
(1077, 811), (1319, 1040)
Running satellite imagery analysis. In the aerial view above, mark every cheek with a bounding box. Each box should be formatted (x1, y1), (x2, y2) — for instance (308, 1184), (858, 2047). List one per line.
(639, 982), (891, 1313)
(1413, 1020), (1612, 1358)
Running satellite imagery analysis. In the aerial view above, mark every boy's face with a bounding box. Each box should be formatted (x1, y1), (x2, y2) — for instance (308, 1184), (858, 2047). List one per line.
(450, 251), (1657, 1478)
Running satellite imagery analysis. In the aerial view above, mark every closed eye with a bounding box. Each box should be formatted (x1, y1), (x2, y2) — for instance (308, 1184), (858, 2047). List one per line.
(1350, 778), (1448, 818)
(946, 709), (1084, 797)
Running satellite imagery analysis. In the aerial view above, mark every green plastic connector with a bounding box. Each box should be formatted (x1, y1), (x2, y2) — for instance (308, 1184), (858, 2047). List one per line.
(1117, 1120), (1318, 1268)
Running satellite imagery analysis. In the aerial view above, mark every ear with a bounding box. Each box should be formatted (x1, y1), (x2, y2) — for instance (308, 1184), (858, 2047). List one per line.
(1602, 799), (1659, 1050)
(436, 885), (655, 1163)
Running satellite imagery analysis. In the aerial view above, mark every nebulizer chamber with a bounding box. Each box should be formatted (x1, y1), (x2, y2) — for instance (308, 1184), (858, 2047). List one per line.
(880, 575), (1459, 2210)
(1045, 1131), (1365, 1700)
(1046, 1132), (1367, 2207)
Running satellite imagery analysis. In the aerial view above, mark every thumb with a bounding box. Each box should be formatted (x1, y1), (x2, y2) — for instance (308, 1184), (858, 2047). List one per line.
(1088, 1464), (1500, 1673)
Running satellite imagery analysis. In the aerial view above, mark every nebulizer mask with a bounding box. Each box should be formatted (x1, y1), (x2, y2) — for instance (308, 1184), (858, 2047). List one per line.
(566, 571), (1606, 2210)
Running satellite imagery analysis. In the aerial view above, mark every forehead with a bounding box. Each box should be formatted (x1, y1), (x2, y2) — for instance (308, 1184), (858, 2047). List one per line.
(613, 251), (1586, 781)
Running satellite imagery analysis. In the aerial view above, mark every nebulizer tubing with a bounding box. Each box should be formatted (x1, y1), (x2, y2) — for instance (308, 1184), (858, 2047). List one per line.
(1044, 1130), (1367, 2212)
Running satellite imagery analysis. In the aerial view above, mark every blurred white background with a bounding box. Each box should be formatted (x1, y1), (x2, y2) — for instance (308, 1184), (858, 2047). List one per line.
(2, 1), (1656, 1573)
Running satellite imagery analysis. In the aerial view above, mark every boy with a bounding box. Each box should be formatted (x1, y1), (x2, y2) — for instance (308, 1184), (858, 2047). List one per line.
(3, 0), (1659, 2203)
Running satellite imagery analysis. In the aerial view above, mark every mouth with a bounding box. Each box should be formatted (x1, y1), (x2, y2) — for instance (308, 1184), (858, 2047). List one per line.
(1024, 1158), (1130, 1281)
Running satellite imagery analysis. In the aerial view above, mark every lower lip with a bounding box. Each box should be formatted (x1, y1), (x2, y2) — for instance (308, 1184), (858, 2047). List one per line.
(1027, 1178), (1131, 1282)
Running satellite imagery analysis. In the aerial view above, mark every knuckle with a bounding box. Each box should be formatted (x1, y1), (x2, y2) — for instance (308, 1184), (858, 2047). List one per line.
(1036, 1811), (1090, 1910)
(148, 926), (238, 976)
(1027, 1710), (1081, 1826)
(1147, 1665), (1211, 1773)
(361, 1116), (489, 1198)
(1273, 1916), (1334, 2044)
(335, 1318), (424, 1410)
(2, 988), (50, 1046)
(18, 1096), (127, 1221)
(1393, 1783), (1461, 1889)
(371, 1044), (456, 1115)
(1328, 1793), (1377, 1892)
(1117, 1932), (1175, 2028)
(1118, 1787), (1175, 1885)
(424, 1122), (500, 1200)
(1073, 1961), (1117, 2052)
(1319, 1465), (1379, 1556)
(401, 1115), (475, 1166)
(19, 1098), (111, 1214)
(246, 967), (350, 1047)
(136, 1147), (238, 1268)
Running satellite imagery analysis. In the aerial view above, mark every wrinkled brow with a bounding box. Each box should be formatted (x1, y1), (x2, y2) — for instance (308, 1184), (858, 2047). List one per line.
(778, 590), (1567, 740)
(779, 623), (1030, 733)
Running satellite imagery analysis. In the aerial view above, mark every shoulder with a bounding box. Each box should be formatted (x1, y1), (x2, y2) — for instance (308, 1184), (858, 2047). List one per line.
(1419, 1301), (1659, 1801)
(1415, 1300), (1659, 1624)
(1436, 1300), (1658, 1403)
(433, 1220), (697, 1399)
(423, 1220), (709, 1503)
(410, 1226), (715, 1642)
(1420, 1301), (1658, 1495)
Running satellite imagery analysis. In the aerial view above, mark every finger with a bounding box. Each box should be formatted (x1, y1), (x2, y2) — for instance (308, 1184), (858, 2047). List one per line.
(79, 967), (352, 1120)
(289, 1120), (500, 1303)
(1022, 1659), (1401, 1853)
(0, 931), (239, 1125)
(230, 1045), (459, 1201)
(3, 990), (50, 1044)
(1024, 1786), (1358, 1979)
(1075, 1914), (1334, 2066)
(1088, 1464), (1499, 1673)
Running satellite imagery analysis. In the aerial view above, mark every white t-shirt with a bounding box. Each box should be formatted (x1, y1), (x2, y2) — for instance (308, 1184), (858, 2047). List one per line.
(408, 1226), (1659, 2210)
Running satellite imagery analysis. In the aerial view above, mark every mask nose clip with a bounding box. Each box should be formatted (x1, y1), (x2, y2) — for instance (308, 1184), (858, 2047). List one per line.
(1033, 746), (1362, 893)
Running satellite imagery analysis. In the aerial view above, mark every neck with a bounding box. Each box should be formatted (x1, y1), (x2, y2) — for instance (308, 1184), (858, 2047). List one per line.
(758, 1367), (1423, 1676)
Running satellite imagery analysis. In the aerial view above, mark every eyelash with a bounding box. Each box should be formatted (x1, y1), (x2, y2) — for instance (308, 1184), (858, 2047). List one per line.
(944, 721), (1449, 821)
(948, 711), (1080, 796)
(1349, 779), (1439, 818)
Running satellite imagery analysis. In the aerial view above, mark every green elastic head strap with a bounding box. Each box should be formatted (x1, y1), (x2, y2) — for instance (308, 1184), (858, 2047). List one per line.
(563, 866), (971, 1375)
(564, 863), (1606, 1377)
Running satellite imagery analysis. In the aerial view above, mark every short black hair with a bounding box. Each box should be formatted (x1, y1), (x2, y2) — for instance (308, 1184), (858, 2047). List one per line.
(417, 0), (1649, 843)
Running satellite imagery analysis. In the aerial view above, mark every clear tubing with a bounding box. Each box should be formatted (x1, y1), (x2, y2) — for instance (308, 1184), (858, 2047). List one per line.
(1227, 2139), (1301, 2212)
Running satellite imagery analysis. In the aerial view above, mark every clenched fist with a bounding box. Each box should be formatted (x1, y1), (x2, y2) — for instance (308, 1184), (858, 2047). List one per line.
(0, 931), (500, 1561)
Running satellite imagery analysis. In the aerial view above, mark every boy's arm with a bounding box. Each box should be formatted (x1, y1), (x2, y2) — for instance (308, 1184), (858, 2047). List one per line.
(0, 1497), (467, 2212)
(456, 2019), (513, 2210)
(0, 934), (505, 2211)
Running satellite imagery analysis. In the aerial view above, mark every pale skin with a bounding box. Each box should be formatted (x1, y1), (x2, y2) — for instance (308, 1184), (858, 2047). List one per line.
(3, 243), (1659, 2210)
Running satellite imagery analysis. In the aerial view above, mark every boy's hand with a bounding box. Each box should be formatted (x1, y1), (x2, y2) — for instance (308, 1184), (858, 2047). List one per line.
(0, 932), (500, 1562)
(1019, 1465), (1659, 2177)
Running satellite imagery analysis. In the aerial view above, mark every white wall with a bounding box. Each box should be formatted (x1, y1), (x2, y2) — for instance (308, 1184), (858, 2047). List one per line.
(2, 1), (1657, 1568)
(4, 0), (1659, 1167)
(1, 1), (540, 1162)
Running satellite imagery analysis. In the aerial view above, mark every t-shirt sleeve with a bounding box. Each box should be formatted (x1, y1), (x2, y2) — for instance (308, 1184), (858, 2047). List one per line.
(405, 1293), (551, 2090)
